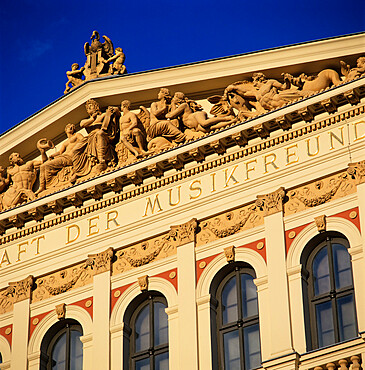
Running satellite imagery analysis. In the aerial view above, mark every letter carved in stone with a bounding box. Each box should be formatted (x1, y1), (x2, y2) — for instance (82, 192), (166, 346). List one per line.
(256, 187), (286, 216)
(86, 247), (114, 274)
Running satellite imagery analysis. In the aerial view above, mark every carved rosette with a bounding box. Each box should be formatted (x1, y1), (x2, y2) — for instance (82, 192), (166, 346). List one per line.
(168, 218), (198, 247)
(86, 247), (114, 274)
(315, 215), (327, 232)
(256, 187), (286, 216)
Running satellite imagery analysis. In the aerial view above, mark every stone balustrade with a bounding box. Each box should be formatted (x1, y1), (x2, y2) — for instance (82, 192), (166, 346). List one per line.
(313, 355), (362, 370)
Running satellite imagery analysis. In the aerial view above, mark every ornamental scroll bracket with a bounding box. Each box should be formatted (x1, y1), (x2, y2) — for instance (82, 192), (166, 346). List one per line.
(255, 187), (286, 216)
(314, 215), (327, 233)
(86, 247), (114, 275)
(168, 218), (198, 247)
(138, 275), (149, 292)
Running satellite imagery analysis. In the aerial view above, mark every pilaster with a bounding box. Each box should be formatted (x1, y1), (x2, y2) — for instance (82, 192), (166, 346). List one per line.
(174, 218), (199, 370)
(256, 188), (294, 358)
(89, 248), (113, 370)
(10, 275), (33, 369)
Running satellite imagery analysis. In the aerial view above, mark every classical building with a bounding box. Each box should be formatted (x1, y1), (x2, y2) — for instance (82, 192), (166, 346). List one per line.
(0, 32), (364, 370)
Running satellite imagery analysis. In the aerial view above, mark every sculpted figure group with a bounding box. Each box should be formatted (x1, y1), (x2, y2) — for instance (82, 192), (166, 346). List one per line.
(64, 30), (127, 94)
(1, 57), (364, 210)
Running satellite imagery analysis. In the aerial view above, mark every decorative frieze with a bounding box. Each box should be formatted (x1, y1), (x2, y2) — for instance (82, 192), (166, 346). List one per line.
(197, 203), (263, 246)
(169, 218), (198, 247)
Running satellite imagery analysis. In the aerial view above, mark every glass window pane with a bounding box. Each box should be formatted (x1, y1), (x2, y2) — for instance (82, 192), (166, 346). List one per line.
(135, 305), (150, 352)
(337, 295), (357, 341)
(154, 302), (168, 346)
(135, 357), (150, 370)
(70, 330), (83, 370)
(155, 352), (169, 370)
(316, 301), (335, 347)
(51, 332), (67, 370)
(241, 274), (258, 318)
(222, 276), (238, 324)
(223, 330), (241, 370)
(313, 247), (330, 296)
(332, 244), (352, 290)
(243, 324), (261, 370)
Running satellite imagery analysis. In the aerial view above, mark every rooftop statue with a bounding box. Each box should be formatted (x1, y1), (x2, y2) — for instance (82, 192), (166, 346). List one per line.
(64, 31), (126, 94)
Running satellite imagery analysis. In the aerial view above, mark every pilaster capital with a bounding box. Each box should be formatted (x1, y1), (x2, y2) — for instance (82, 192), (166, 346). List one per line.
(347, 160), (365, 184)
(256, 187), (286, 216)
(8, 275), (34, 303)
(86, 247), (114, 275)
(168, 218), (198, 247)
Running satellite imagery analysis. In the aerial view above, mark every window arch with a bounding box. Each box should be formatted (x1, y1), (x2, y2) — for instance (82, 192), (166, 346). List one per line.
(123, 291), (169, 370)
(301, 232), (358, 350)
(40, 319), (83, 370)
(210, 263), (261, 370)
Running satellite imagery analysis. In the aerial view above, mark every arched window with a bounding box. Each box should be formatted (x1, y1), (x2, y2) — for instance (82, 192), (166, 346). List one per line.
(40, 319), (83, 370)
(124, 292), (169, 370)
(301, 233), (358, 350)
(211, 263), (261, 370)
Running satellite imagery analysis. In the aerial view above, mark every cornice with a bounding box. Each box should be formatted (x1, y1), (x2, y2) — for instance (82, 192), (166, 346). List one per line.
(0, 86), (364, 239)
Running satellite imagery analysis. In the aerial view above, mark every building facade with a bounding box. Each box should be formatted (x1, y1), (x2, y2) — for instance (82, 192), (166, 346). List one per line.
(0, 33), (364, 369)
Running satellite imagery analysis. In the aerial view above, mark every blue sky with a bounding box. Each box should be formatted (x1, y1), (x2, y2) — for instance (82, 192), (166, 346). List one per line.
(0, 0), (364, 135)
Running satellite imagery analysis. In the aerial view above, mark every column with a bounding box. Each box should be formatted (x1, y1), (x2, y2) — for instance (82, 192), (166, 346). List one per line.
(256, 188), (294, 359)
(10, 275), (33, 369)
(89, 248), (113, 370)
(174, 219), (199, 370)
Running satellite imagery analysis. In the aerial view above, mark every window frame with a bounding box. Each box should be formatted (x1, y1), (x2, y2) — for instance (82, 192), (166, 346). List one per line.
(212, 263), (261, 370)
(40, 319), (83, 370)
(302, 233), (358, 350)
(124, 292), (169, 370)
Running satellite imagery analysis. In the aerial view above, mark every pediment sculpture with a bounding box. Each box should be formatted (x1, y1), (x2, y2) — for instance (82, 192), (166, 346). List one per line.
(0, 56), (363, 211)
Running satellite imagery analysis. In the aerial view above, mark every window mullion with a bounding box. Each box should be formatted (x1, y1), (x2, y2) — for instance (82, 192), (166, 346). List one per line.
(65, 325), (71, 370)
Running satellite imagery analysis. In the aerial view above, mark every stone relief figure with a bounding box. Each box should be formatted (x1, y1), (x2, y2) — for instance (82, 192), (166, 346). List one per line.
(166, 92), (237, 133)
(72, 99), (119, 181)
(284, 69), (341, 93)
(340, 57), (365, 82)
(147, 88), (187, 151)
(36, 124), (84, 195)
(83, 30), (114, 80)
(106, 47), (127, 75)
(117, 100), (148, 160)
(0, 153), (43, 210)
(64, 63), (85, 94)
